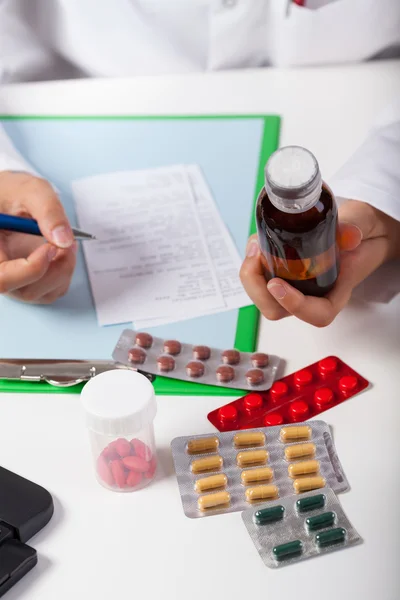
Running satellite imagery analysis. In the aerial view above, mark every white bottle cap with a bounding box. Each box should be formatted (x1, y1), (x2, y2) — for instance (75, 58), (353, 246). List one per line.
(264, 146), (322, 213)
(81, 370), (156, 436)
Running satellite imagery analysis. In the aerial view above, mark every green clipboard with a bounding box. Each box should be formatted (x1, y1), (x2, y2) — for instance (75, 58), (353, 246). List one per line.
(0, 114), (280, 396)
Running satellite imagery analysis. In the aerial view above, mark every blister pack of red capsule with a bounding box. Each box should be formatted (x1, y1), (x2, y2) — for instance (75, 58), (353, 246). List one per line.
(207, 356), (369, 432)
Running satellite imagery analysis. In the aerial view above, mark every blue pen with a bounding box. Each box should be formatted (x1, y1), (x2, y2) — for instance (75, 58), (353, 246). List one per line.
(0, 213), (95, 241)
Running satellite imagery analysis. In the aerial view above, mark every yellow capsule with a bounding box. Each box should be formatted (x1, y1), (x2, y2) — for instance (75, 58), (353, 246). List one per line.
(241, 467), (273, 486)
(280, 426), (312, 443)
(288, 460), (320, 479)
(284, 443), (316, 461)
(245, 485), (279, 504)
(236, 449), (268, 468)
(198, 491), (231, 511)
(293, 476), (326, 494)
(194, 474), (228, 493)
(191, 455), (223, 474)
(187, 436), (219, 455)
(233, 431), (266, 448)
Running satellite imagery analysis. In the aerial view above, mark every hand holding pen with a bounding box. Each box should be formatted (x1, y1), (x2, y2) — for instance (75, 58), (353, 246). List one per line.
(0, 171), (92, 304)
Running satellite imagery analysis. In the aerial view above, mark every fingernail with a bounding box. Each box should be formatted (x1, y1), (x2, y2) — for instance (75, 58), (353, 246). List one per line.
(246, 240), (259, 258)
(47, 246), (57, 261)
(51, 225), (73, 248)
(268, 282), (287, 300)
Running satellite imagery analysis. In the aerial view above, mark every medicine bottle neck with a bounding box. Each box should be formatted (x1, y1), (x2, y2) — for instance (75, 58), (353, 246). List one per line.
(264, 175), (322, 214)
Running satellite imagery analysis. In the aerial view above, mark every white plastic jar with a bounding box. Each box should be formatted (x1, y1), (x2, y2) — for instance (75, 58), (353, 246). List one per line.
(81, 369), (157, 492)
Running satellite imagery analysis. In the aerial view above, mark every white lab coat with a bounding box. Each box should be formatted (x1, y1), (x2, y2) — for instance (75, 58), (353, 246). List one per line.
(0, 0), (400, 222)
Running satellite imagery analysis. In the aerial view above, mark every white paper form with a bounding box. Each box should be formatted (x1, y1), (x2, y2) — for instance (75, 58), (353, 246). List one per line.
(134, 164), (251, 329)
(72, 167), (224, 326)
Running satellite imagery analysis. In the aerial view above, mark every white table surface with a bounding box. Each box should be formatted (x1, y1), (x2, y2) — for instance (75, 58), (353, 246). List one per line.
(1, 60), (400, 600)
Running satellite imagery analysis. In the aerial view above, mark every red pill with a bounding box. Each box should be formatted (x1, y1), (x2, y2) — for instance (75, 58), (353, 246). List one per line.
(144, 456), (157, 479)
(114, 438), (132, 458)
(135, 332), (153, 349)
(244, 393), (263, 412)
(318, 357), (338, 375)
(339, 376), (358, 393)
(218, 404), (238, 424)
(130, 438), (152, 461)
(216, 365), (235, 383)
(270, 381), (289, 401)
(314, 387), (334, 408)
(193, 345), (211, 361)
(157, 355), (175, 373)
(186, 361), (205, 378)
(163, 340), (181, 356)
(264, 413), (284, 427)
(221, 349), (241, 365)
(122, 455), (150, 473)
(289, 400), (309, 422)
(97, 455), (115, 487)
(128, 347), (146, 364)
(110, 460), (127, 488)
(101, 444), (119, 462)
(251, 352), (269, 368)
(294, 369), (313, 387)
(126, 470), (142, 488)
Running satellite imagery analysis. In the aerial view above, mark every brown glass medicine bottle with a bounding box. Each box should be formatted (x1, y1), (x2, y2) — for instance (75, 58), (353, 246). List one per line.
(256, 146), (339, 297)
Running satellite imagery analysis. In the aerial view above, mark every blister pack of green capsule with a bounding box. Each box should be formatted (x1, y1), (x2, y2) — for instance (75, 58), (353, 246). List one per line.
(242, 487), (362, 568)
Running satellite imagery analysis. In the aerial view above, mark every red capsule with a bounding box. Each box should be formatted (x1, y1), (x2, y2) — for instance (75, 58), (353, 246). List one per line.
(97, 455), (115, 487)
(126, 470), (143, 488)
(244, 393), (263, 413)
(314, 387), (334, 408)
(264, 413), (284, 427)
(289, 400), (309, 422)
(101, 444), (119, 462)
(294, 369), (313, 387)
(122, 455), (150, 473)
(218, 404), (238, 423)
(318, 357), (338, 375)
(339, 376), (358, 393)
(114, 438), (132, 458)
(110, 460), (127, 488)
(130, 438), (152, 461)
(270, 381), (289, 402)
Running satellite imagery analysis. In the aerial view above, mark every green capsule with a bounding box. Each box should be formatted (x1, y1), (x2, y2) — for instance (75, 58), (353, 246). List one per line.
(306, 511), (336, 532)
(254, 505), (285, 525)
(273, 540), (303, 562)
(296, 494), (326, 513)
(316, 527), (346, 548)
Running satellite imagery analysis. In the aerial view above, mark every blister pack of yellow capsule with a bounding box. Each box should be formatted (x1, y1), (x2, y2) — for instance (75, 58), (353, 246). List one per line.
(242, 487), (362, 568)
(171, 421), (349, 518)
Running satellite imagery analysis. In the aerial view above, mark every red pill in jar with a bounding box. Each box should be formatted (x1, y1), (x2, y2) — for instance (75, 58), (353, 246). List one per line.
(122, 455), (150, 473)
(126, 470), (142, 488)
(135, 332), (153, 349)
(264, 413), (284, 427)
(339, 376), (358, 393)
(97, 455), (115, 487)
(244, 393), (263, 412)
(101, 443), (119, 462)
(216, 365), (235, 383)
(114, 438), (132, 458)
(294, 369), (313, 387)
(163, 340), (182, 356)
(130, 438), (152, 461)
(157, 355), (175, 373)
(128, 347), (146, 365)
(218, 404), (238, 424)
(314, 387), (334, 408)
(110, 460), (127, 488)
(318, 357), (338, 375)
(251, 352), (269, 368)
(192, 345), (211, 361)
(221, 349), (241, 365)
(246, 368), (265, 386)
(186, 361), (205, 378)
(270, 381), (289, 401)
(289, 400), (310, 422)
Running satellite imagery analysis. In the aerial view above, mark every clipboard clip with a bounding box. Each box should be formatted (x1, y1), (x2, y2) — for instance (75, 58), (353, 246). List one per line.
(0, 359), (155, 387)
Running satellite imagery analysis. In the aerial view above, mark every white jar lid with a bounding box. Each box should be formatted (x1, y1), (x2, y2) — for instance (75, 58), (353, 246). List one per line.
(81, 370), (156, 436)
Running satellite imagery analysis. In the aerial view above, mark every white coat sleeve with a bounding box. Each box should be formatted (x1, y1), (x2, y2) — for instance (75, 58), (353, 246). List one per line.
(330, 119), (400, 223)
(0, 0), (54, 175)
